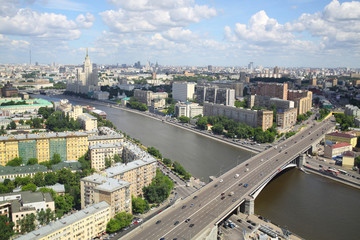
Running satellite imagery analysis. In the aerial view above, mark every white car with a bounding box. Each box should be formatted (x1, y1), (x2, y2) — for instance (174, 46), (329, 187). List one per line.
(219, 179), (223, 183)
(234, 174), (239, 178)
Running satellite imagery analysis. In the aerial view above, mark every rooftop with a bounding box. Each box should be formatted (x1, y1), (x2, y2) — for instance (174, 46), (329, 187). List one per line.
(105, 156), (156, 178)
(89, 142), (123, 150)
(16, 201), (110, 240)
(0, 98), (52, 109)
(326, 132), (356, 139)
(329, 142), (352, 149)
(51, 161), (82, 172)
(0, 164), (48, 176)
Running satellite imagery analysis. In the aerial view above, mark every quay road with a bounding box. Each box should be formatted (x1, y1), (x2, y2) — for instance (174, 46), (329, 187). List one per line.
(122, 118), (336, 240)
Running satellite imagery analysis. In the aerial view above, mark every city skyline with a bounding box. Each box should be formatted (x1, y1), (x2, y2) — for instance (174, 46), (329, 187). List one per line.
(1, 0), (360, 68)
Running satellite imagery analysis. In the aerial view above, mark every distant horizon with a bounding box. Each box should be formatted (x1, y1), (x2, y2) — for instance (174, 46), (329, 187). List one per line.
(1, 1), (360, 68)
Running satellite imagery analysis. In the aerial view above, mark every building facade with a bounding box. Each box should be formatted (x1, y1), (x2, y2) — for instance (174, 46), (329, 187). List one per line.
(276, 108), (298, 131)
(133, 89), (168, 106)
(196, 86), (235, 107)
(89, 143), (123, 171)
(252, 82), (288, 100)
(17, 201), (110, 240)
(175, 102), (203, 118)
(325, 132), (357, 148)
(287, 90), (313, 115)
(77, 113), (98, 131)
(172, 82), (196, 102)
(324, 143), (353, 159)
(345, 104), (360, 117)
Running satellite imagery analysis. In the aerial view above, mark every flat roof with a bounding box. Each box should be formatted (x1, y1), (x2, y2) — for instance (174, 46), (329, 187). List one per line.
(16, 201), (110, 240)
(105, 156), (156, 178)
(82, 174), (130, 192)
(326, 132), (356, 139)
(0, 164), (48, 176)
(0, 98), (52, 108)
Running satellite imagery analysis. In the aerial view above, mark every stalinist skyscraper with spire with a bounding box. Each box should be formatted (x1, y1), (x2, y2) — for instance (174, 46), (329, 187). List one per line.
(66, 48), (100, 95)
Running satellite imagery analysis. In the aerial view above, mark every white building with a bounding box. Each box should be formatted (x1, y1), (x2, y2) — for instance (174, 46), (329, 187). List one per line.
(345, 104), (360, 117)
(172, 82), (196, 102)
(77, 113), (98, 131)
(175, 102), (203, 118)
(89, 142), (123, 171)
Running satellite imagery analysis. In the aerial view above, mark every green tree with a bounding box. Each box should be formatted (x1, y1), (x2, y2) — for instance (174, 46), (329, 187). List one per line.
(162, 158), (172, 167)
(32, 172), (45, 187)
(26, 158), (38, 165)
(19, 119), (24, 124)
(166, 104), (175, 115)
(113, 154), (122, 163)
(196, 116), (208, 130)
(51, 153), (62, 165)
(37, 208), (56, 226)
(55, 194), (74, 217)
(106, 218), (122, 233)
(9, 121), (16, 129)
(6, 157), (23, 166)
(0, 215), (14, 240)
(115, 212), (133, 228)
(0, 183), (9, 193)
(143, 169), (174, 204)
(18, 213), (36, 234)
(15, 176), (31, 187)
(355, 156), (360, 168)
(32, 117), (43, 128)
(147, 146), (162, 159)
(78, 152), (91, 170)
(44, 172), (58, 186)
(211, 123), (224, 134)
(179, 116), (190, 123)
(235, 100), (247, 108)
(38, 107), (54, 119)
(105, 157), (112, 168)
(132, 195), (149, 214)
(22, 183), (37, 192)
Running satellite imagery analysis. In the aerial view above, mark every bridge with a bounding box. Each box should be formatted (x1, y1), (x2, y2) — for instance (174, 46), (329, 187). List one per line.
(121, 118), (336, 240)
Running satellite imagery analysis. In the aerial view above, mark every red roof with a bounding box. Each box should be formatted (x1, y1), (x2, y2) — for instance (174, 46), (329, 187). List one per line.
(343, 151), (356, 157)
(327, 132), (356, 139)
(330, 142), (352, 149)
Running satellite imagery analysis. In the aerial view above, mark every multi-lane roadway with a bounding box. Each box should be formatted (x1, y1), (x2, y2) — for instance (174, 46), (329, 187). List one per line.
(122, 118), (335, 240)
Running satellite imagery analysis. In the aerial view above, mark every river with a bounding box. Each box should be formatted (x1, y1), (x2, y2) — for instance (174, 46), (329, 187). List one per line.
(36, 95), (360, 240)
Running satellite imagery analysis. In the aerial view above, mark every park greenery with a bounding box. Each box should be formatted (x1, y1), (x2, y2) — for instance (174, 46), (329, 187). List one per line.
(143, 169), (174, 204)
(235, 100), (247, 108)
(166, 104), (175, 115)
(334, 113), (355, 131)
(127, 97), (148, 111)
(45, 111), (82, 132)
(89, 112), (116, 129)
(106, 212), (134, 233)
(179, 116), (190, 123)
(38, 107), (55, 119)
(196, 115), (277, 143)
(43, 82), (66, 89)
(318, 108), (331, 121)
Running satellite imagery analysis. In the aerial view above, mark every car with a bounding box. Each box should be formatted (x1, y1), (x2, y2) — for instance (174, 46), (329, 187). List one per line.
(156, 220), (161, 224)
(258, 216), (263, 220)
(234, 174), (239, 178)
(214, 184), (218, 188)
(193, 196), (197, 199)
(174, 221), (179, 225)
(182, 205), (186, 209)
(221, 196), (225, 200)
(157, 210), (162, 214)
(319, 165), (323, 167)
(245, 163), (249, 166)
(239, 183), (243, 186)
(189, 224), (194, 228)
(237, 219), (242, 223)
(232, 198), (236, 202)
(248, 226), (253, 230)
(185, 218), (191, 223)
(244, 183), (248, 188)
(160, 238), (165, 240)
(251, 222), (256, 226)
(190, 203), (194, 207)
(219, 179), (223, 183)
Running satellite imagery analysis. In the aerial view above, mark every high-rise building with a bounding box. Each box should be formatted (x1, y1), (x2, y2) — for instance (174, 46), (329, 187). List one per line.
(172, 82), (196, 102)
(287, 90), (312, 115)
(248, 62), (254, 72)
(66, 49), (100, 94)
(196, 86), (235, 107)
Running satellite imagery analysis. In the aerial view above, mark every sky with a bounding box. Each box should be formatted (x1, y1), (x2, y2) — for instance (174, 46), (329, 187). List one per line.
(1, 0), (360, 68)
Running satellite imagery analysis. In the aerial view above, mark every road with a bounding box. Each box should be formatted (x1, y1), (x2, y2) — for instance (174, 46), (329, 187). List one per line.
(121, 118), (336, 240)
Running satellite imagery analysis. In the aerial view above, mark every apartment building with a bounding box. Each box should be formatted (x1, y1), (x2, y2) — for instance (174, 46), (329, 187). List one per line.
(252, 82), (288, 100)
(0, 191), (55, 231)
(324, 142), (353, 159)
(196, 86), (235, 107)
(105, 156), (157, 197)
(80, 174), (131, 217)
(248, 95), (294, 110)
(77, 113), (98, 131)
(133, 89), (168, 106)
(345, 104), (360, 117)
(89, 143), (123, 171)
(87, 127), (124, 146)
(203, 102), (273, 131)
(287, 90), (312, 115)
(54, 99), (83, 120)
(0, 164), (48, 181)
(17, 201), (110, 240)
(276, 108), (298, 132)
(175, 102), (203, 118)
(172, 82), (196, 102)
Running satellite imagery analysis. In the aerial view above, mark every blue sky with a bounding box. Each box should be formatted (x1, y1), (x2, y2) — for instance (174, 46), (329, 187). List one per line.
(0, 0), (360, 68)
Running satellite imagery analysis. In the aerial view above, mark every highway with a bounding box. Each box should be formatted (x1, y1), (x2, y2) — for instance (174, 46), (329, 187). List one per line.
(122, 117), (336, 240)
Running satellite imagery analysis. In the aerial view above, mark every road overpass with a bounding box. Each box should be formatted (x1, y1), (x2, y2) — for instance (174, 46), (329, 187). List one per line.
(121, 118), (336, 240)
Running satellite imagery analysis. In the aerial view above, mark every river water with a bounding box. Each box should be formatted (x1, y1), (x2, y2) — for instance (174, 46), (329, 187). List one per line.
(37, 95), (360, 240)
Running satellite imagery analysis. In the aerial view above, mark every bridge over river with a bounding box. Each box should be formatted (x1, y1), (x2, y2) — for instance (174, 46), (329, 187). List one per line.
(122, 117), (335, 240)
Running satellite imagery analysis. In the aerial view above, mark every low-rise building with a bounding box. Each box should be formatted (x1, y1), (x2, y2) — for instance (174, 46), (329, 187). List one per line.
(0, 191), (55, 231)
(324, 142), (353, 159)
(0, 99), (53, 114)
(342, 151), (356, 167)
(37, 183), (65, 196)
(325, 132), (357, 148)
(0, 164), (48, 181)
(134, 89), (168, 106)
(175, 102), (203, 118)
(80, 175), (131, 217)
(16, 201), (110, 240)
(344, 104), (360, 117)
(89, 143), (123, 171)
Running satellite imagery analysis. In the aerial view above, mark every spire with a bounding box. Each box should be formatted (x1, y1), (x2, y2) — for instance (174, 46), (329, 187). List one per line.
(86, 47), (88, 57)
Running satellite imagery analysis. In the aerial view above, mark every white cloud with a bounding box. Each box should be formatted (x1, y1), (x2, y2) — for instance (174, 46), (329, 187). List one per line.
(76, 13), (95, 28)
(100, 0), (217, 33)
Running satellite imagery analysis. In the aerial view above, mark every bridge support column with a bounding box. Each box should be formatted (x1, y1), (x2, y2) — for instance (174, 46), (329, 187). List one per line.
(298, 153), (305, 168)
(244, 198), (254, 215)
